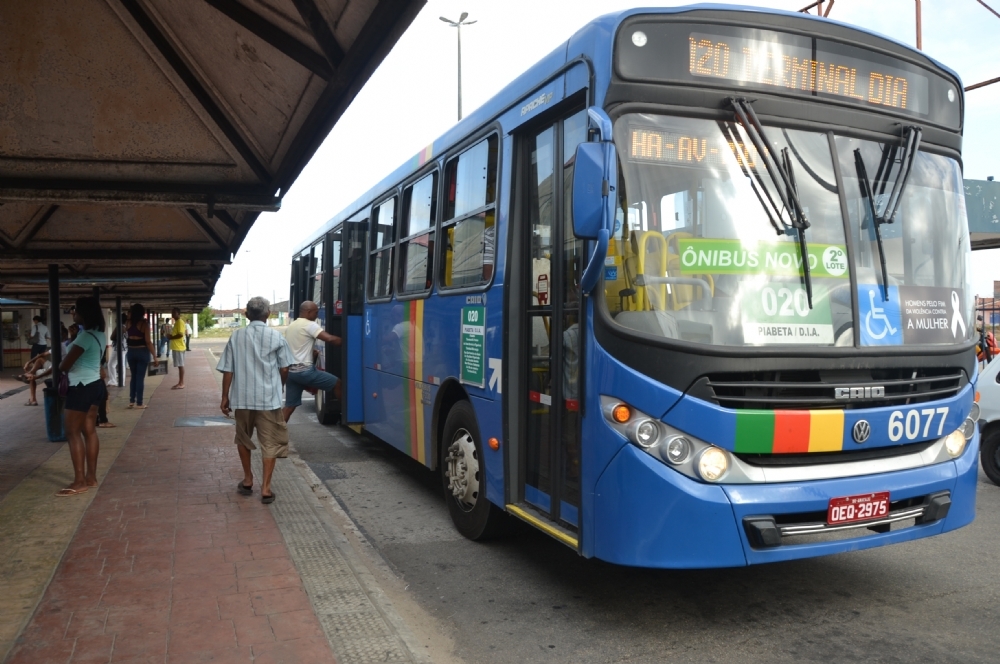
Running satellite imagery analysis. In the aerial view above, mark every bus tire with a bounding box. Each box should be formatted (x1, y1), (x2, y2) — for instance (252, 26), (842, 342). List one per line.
(981, 428), (1000, 486)
(441, 400), (504, 540)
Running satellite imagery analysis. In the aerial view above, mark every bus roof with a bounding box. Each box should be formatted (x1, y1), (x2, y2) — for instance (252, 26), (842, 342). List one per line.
(293, 3), (961, 255)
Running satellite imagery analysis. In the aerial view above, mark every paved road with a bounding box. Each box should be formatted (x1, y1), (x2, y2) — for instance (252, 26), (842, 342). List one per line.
(193, 335), (1000, 662)
(285, 404), (1000, 664)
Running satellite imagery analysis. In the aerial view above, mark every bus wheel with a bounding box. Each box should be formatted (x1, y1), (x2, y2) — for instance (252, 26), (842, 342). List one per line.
(982, 428), (1000, 486)
(441, 401), (503, 540)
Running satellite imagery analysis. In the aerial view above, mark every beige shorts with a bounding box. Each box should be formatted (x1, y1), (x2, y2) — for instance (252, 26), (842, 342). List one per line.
(233, 409), (289, 459)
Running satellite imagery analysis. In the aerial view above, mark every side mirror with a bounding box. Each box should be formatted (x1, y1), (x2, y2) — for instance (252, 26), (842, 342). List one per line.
(572, 142), (607, 239)
(572, 114), (618, 294)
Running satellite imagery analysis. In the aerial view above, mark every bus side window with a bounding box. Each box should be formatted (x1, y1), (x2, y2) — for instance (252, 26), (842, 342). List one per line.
(399, 172), (437, 294)
(440, 135), (498, 289)
(368, 197), (397, 300)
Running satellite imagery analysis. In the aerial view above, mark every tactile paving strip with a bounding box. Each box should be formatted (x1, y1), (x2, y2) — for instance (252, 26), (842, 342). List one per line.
(252, 454), (415, 663)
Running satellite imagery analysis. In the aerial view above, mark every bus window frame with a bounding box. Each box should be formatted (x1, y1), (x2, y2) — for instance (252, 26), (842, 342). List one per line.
(367, 192), (400, 303)
(311, 240), (324, 308)
(437, 129), (502, 294)
(329, 226), (343, 313)
(396, 166), (440, 300)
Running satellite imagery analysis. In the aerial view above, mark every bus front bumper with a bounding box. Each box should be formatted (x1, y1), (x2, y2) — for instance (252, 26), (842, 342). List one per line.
(591, 432), (978, 568)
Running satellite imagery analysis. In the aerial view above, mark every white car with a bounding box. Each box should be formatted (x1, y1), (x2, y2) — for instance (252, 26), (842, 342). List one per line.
(976, 359), (1000, 485)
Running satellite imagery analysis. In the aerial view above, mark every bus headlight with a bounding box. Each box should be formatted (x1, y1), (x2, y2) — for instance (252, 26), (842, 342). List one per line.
(944, 429), (967, 458)
(632, 419), (660, 448)
(960, 417), (977, 441)
(697, 447), (729, 482)
(665, 436), (691, 464)
(969, 401), (981, 422)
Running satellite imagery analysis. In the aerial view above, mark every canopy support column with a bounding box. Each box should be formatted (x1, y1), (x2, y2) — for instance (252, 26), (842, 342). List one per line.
(48, 265), (62, 384)
(116, 297), (124, 387)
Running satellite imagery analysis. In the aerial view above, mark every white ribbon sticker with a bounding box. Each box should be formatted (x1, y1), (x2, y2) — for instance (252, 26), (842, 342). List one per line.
(951, 290), (966, 338)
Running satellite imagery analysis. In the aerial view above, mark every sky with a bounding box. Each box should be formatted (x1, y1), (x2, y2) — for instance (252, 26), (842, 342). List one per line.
(210, 0), (1000, 310)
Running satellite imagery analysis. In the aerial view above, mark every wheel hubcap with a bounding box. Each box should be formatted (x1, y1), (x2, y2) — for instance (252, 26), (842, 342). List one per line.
(445, 428), (479, 511)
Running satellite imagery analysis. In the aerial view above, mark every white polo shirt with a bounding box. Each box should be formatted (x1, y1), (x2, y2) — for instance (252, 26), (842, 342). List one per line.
(284, 317), (323, 366)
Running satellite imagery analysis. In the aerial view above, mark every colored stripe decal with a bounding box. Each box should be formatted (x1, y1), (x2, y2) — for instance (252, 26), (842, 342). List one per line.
(734, 409), (845, 453)
(402, 301), (426, 465)
(734, 410), (774, 453)
(808, 410), (844, 452)
(773, 410), (810, 453)
(414, 300), (425, 464)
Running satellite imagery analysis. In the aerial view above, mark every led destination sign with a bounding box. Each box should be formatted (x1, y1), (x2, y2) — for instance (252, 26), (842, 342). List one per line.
(628, 127), (758, 168)
(687, 32), (929, 114)
(615, 20), (961, 128)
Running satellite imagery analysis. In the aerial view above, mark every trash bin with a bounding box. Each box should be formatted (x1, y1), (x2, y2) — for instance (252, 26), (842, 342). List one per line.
(43, 384), (66, 442)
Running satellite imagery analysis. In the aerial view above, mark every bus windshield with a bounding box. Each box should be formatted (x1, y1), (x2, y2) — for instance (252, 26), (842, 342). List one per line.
(606, 114), (971, 349)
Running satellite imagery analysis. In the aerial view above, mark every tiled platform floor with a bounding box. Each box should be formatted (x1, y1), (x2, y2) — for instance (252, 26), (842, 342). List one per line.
(4, 350), (337, 663)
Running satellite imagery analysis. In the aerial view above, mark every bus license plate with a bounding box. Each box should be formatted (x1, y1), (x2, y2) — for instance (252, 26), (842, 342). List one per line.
(827, 492), (890, 525)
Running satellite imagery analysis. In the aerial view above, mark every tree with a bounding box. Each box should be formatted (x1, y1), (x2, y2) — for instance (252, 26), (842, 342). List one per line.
(198, 307), (217, 330)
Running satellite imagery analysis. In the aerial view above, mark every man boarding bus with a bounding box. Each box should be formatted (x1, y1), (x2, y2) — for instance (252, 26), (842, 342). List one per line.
(282, 301), (342, 423)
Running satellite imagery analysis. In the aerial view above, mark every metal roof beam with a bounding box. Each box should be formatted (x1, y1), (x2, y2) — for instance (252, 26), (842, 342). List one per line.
(0, 249), (232, 262)
(291, 0), (345, 67)
(274, 0), (423, 193)
(0, 184), (279, 211)
(186, 208), (230, 251)
(118, 0), (272, 184)
(203, 0), (334, 79)
(15, 205), (59, 248)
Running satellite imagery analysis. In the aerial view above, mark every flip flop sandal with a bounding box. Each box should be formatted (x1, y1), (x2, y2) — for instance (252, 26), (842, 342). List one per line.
(55, 487), (88, 497)
(98, 422), (116, 428)
(25, 401), (38, 406)
(237, 482), (253, 496)
(261, 492), (276, 504)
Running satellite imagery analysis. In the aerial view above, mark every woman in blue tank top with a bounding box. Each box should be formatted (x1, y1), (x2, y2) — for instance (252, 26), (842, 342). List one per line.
(57, 297), (107, 497)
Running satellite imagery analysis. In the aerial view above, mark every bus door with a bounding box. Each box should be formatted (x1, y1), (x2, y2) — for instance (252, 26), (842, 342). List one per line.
(520, 108), (589, 533)
(317, 230), (341, 424)
(339, 219), (368, 425)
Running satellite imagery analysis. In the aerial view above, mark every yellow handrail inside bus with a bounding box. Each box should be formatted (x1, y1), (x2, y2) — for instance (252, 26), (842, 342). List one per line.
(636, 231), (668, 311)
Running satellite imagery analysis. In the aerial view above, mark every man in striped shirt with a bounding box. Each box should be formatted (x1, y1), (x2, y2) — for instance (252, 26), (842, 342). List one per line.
(218, 297), (294, 504)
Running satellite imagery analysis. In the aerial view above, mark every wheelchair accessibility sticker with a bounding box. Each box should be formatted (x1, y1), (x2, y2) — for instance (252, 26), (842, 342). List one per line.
(859, 285), (901, 345)
(859, 285), (967, 346)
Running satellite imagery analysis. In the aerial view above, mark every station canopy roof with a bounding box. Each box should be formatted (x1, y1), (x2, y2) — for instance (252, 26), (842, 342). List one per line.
(0, 0), (424, 310)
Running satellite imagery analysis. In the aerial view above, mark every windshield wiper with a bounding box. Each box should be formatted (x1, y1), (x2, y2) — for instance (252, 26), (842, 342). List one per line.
(853, 126), (922, 301)
(728, 97), (813, 308)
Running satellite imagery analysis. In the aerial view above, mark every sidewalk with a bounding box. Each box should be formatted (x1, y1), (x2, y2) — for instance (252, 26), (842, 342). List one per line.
(2, 350), (337, 663)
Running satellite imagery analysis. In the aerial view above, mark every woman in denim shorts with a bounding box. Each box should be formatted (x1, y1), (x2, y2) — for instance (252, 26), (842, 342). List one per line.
(57, 296), (108, 497)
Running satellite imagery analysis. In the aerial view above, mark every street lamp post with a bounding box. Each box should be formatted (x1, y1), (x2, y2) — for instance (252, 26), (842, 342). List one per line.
(440, 12), (477, 121)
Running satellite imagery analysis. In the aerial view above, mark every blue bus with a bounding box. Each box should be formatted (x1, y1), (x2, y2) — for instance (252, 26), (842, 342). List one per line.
(290, 5), (979, 567)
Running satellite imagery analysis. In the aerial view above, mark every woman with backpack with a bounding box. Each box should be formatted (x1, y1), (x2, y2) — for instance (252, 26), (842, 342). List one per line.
(57, 296), (108, 497)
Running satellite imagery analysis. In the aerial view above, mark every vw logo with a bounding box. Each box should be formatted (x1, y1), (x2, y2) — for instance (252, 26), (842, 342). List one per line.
(852, 420), (871, 444)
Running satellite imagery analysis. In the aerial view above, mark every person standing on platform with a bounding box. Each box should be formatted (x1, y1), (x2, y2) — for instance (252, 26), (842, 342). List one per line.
(106, 313), (125, 387)
(125, 303), (158, 409)
(185, 318), (192, 351)
(57, 297), (107, 497)
(217, 297), (294, 504)
(158, 316), (171, 358)
(169, 308), (186, 389)
(281, 300), (342, 423)
(26, 316), (49, 359)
